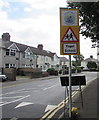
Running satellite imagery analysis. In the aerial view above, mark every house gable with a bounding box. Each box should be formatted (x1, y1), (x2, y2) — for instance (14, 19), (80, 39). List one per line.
(25, 47), (33, 54)
(8, 43), (20, 51)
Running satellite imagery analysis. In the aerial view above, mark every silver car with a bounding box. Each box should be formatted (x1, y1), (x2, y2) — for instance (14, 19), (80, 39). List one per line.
(0, 74), (8, 82)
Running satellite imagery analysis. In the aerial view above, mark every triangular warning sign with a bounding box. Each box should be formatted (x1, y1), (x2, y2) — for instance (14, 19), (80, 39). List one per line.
(61, 27), (79, 42)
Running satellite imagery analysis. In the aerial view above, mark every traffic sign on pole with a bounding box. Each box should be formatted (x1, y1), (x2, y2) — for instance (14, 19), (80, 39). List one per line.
(60, 8), (80, 55)
(63, 43), (77, 54)
(60, 8), (80, 118)
(61, 27), (79, 42)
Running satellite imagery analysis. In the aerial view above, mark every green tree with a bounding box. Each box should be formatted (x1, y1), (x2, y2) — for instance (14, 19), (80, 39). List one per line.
(67, 2), (99, 47)
(72, 60), (76, 67)
(73, 55), (84, 66)
(87, 61), (97, 69)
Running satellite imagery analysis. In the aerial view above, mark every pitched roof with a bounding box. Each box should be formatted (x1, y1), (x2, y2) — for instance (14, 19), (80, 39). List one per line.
(4, 40), (54, 57)
(59, 57), (69, 62)
(30, 46), (53, 57)
(82, 57), (98, 62)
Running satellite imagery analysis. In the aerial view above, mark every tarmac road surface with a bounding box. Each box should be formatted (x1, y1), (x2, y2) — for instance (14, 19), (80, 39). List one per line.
(0, 71), (97, 119)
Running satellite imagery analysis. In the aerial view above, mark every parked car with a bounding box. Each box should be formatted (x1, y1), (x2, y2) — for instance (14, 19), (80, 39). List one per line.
(0, 74), (8, 82)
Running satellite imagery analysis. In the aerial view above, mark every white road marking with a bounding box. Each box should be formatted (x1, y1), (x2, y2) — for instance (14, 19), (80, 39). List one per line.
(9, 117), (18, 120)
(15, 102), (34, 109)
(38, 84), (45, 87)
(0, 102), (3, 104)
(43, 84), (58, 91)
(1, 87), (41, 97)
(0, 96), (23, 99)
(13, 90), (29, 93)
(0, 95), (30, 107)
(0, 89), (26, 96)
(45, 105), (56, 112)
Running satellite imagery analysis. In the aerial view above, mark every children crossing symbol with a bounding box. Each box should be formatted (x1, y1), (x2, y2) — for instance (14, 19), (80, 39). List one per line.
(61, 27), (78, 42)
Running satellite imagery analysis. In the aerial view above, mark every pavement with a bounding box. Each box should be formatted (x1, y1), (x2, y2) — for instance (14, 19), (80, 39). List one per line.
(56, 76), (98, 120)
(1, 74), (98, 120)
(79, 78), (97, 119)
(71, 78), (98, 120)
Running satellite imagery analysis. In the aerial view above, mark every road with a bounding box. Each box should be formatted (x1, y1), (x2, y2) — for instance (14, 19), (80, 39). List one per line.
(0, 72), (97, 119)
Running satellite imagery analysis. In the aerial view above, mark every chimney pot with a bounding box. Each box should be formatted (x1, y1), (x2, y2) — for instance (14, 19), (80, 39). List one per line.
(90, 55), (93, 59)
(2, 33), (10, 41)
(37, 44), (43, 50)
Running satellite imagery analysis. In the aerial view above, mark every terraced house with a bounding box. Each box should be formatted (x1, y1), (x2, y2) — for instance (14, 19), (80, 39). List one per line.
(0, 33), (61, 71)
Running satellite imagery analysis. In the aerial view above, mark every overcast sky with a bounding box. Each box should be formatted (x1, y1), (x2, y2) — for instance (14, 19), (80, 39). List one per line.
(0, 0), (97, 59)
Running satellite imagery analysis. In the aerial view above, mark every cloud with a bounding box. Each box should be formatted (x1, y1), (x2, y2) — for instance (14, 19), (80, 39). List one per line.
(0, 0), (60, 51)
(0, 0), (10, 10)
(80, 36), (97, 59)
(20, 0), (67, 10)
(24, 7), (32, 12)
(0, 0), (97, 59)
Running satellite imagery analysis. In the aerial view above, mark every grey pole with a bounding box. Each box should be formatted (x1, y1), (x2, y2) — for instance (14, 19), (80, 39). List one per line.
(69, 55), (72, 118)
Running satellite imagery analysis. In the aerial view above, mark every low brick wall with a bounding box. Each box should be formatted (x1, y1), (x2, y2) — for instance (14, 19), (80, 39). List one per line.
(17, 68), (42, 78)
(0, 68), (3, 74)
(1, 68), (16, 81)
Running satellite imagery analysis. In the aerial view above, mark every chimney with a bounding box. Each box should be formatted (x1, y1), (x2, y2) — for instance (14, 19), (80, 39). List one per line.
(37, 44), (43, 50)
(90, 55), (93, 59)
(2, 33), (10, 41)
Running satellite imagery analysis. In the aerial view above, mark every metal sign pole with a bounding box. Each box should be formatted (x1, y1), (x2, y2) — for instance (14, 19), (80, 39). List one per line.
(60, 8), (80, 118)
(69, 55), (72, 118)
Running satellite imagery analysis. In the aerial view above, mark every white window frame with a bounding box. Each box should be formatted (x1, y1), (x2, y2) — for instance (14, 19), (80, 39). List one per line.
(6, 48), (16, 56)
(5, 64), (16, 68)
(10, 64), (16, 68)
(10, 49), (16, 56)
(5, 64), (10, 68)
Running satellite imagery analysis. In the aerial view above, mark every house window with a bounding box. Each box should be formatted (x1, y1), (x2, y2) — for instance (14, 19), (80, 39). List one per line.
(51, 65), (54, 68)
(23, 53), (25, 58)
(6, 49), (16, 56)
(45, 57), (48, 61)
(26, 64), (30, 67)
(10, 49), (16, 56)
(5, 64), (16, 68)
(10, 64), (16, 68)
(30, 54), (33, 59)
(23, 52), (34, 59)
(6, 49), (9, 55)
(25, 52), (30, 59)
(22, 64), (26, 67)
(43, 66), (46, 70)
(40, 66), (42, 69)
(5, 64), (9, 68)
(25, 52), (29, 59)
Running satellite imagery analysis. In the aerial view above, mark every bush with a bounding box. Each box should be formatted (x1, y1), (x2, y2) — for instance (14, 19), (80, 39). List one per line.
(16, 69), (25, 76)
(77, 68), (81, 73)
(59, 70), (62, 74)
(47, 68), (55, 75)
(71, 68), (76, 73)
(30, 72), (42, 78)
(16, 69), (20, 75)
(42, 72), (49, 77)
(63, 70), (68, 74)
(89, 68), (97, 71)
(54, 71), (58, 76)
(20, 70), (25, 76)
(87, 61), (97, 69)
(76, 66), (82, 73)
(47, 68), (58, 75)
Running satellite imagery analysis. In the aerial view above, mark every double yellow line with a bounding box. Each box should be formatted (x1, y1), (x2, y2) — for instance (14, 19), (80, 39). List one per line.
(40, 87), (82, 120)
(40, 77), (97, 120)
